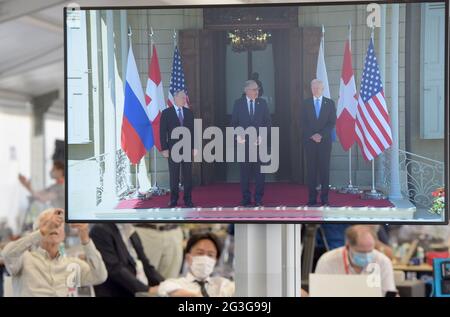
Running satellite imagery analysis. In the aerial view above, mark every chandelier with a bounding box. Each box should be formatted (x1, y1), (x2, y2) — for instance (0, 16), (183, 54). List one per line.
(228, 29), (272, 53)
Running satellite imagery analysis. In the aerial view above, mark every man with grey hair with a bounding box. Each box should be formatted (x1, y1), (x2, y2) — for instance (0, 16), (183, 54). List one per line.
(300, 79), (336, 206)
(160, 89), (197, 208)
(231, 80), (271, 207)
(315, 225), (397, 296)
(1, 208), (107, 296)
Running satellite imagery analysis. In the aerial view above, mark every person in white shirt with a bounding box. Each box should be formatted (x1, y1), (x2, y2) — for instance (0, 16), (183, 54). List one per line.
(315, 225), (397, 296)
(157, 232), (234, 297)
(1, 208), (107, 297)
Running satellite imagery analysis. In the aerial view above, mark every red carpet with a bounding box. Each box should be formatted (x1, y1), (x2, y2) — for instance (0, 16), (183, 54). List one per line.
(116, 183), (393, 209)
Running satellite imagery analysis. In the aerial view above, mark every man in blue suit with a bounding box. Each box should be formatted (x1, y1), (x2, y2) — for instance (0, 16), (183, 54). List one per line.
(231, 80), (272, 207)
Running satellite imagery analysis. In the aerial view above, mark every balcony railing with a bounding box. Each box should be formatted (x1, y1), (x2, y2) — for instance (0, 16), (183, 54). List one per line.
(382, 149), (444, 209)
(115, 149), (134, 199)
(68, 149), (133, 206)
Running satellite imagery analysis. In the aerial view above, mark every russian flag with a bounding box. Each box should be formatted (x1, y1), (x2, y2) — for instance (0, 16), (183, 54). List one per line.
(121, 45), (154, 165)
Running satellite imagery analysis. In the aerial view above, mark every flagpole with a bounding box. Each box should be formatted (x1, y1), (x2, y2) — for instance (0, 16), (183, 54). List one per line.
(349, 148), (352, 187)
(172, 28), (184, 193)
(149, 27), (155, 189)
(173, 28), (177, 47)
(149, 27), (157, 191)
(362, 25), (386, 200)
(132, 163), (142, 199)
(136, 164), (139, 192)
(126, 27), (143, 199)
(339, 21), (361, 195)
(348, 22), (352, 189)
(128, 26), (132, 48)
(148, 27), (165, 196)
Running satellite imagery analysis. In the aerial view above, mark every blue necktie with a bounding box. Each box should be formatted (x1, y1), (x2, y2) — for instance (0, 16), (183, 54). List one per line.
(177, 108), (183, 126)
(314, 98), (321, 119)
(249, 100), (254, 119)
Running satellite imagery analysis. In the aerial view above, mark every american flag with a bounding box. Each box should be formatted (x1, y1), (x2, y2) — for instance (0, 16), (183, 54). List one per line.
(355, 38), (392, 161)
(167, 46), (189, 107)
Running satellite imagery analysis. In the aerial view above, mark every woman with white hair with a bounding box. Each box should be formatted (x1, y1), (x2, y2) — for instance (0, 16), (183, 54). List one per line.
(1, 208), (107, 296)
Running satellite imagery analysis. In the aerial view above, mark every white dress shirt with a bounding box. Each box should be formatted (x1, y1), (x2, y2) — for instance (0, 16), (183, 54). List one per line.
(158, 272), (235, 297)
(246, 96), (255, 115)
(313, 95), (323, 116)
(116, 224), (148, 286)
(315, 246), (397, 295)
(314, 95), (323, 104)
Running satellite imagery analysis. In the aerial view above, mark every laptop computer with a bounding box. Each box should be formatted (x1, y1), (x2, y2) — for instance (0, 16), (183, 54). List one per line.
(309, 273), (383, 297)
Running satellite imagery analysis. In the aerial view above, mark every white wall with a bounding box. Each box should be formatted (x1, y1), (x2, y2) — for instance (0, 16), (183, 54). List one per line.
(0, 112), (32, 234)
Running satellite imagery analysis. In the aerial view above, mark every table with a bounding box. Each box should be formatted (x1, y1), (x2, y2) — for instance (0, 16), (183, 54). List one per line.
(393, 264), (433, 273)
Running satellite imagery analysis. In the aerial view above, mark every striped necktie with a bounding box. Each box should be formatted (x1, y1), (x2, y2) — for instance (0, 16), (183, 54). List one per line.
(177, 107), (184, 126)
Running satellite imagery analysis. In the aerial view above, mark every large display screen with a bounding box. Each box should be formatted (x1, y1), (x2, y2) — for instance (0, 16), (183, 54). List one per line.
(66, 1), (448, 223)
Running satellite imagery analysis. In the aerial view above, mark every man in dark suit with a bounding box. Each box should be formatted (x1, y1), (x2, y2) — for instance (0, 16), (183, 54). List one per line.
(90, 223), (164, 297)
(160, 90), (197, 208)
(231, 80), (272, 207)
(300, 79), (336, 206)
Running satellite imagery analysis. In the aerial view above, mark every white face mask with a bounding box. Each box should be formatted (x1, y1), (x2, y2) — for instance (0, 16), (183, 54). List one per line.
(190, 255), (216, 280)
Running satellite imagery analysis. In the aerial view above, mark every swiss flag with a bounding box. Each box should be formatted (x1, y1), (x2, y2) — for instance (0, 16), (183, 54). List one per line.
(145, 45), (165, 151)
(336, 39), (358, 151)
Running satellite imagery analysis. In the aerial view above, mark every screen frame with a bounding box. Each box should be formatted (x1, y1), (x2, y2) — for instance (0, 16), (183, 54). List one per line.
(64, 0), (449, 225)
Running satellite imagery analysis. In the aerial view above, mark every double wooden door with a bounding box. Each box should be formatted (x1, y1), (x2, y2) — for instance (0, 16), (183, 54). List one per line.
(179, 27), (322, 186)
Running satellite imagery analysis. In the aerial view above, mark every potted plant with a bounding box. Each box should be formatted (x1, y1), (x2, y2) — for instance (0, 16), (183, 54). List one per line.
(429, 187), (445, 215)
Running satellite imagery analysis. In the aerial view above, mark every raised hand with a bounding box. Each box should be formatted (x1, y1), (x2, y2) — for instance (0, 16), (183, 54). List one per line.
(70, 223), (90, 244)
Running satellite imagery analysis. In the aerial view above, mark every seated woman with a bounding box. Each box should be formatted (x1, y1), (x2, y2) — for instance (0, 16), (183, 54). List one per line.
(156, 232), (234, 297)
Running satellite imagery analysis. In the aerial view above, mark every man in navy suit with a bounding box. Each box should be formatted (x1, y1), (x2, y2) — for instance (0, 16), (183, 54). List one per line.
(231, 80), (272, 207)
(160, 90), (197, 208)
(300, 79), (336, 206)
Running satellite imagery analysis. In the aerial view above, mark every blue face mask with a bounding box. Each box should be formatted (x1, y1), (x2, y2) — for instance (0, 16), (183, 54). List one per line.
(350, 250), (375, 268)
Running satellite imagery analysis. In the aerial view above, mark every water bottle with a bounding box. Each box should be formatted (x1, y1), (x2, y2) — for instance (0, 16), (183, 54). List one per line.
(416, 247), (425, 265)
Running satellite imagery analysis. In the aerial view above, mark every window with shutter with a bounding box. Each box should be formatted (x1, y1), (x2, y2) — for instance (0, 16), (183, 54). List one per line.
(420, 3), (445, 139)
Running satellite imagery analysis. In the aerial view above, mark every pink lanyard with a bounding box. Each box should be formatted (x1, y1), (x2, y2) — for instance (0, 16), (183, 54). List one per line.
(342, 248), (350, 275)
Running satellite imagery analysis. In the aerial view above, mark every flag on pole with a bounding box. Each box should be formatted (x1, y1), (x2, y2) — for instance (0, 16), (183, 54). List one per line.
(121, 45), (154, 164)
(336, 38), (358, 151)
(355, 38), (393, 161)
(145, 45), (164, 151)
(316, 27), (336, 141)
(167, 46), (189, 108)
(316, 28), (331, 99)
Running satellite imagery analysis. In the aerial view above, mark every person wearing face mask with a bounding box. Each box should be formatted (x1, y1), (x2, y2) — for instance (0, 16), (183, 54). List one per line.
(315, 225), (397, 296)
(18, 160), (65, 209)
(1, 208), (107, 296)
(156, 232), (235, 297)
